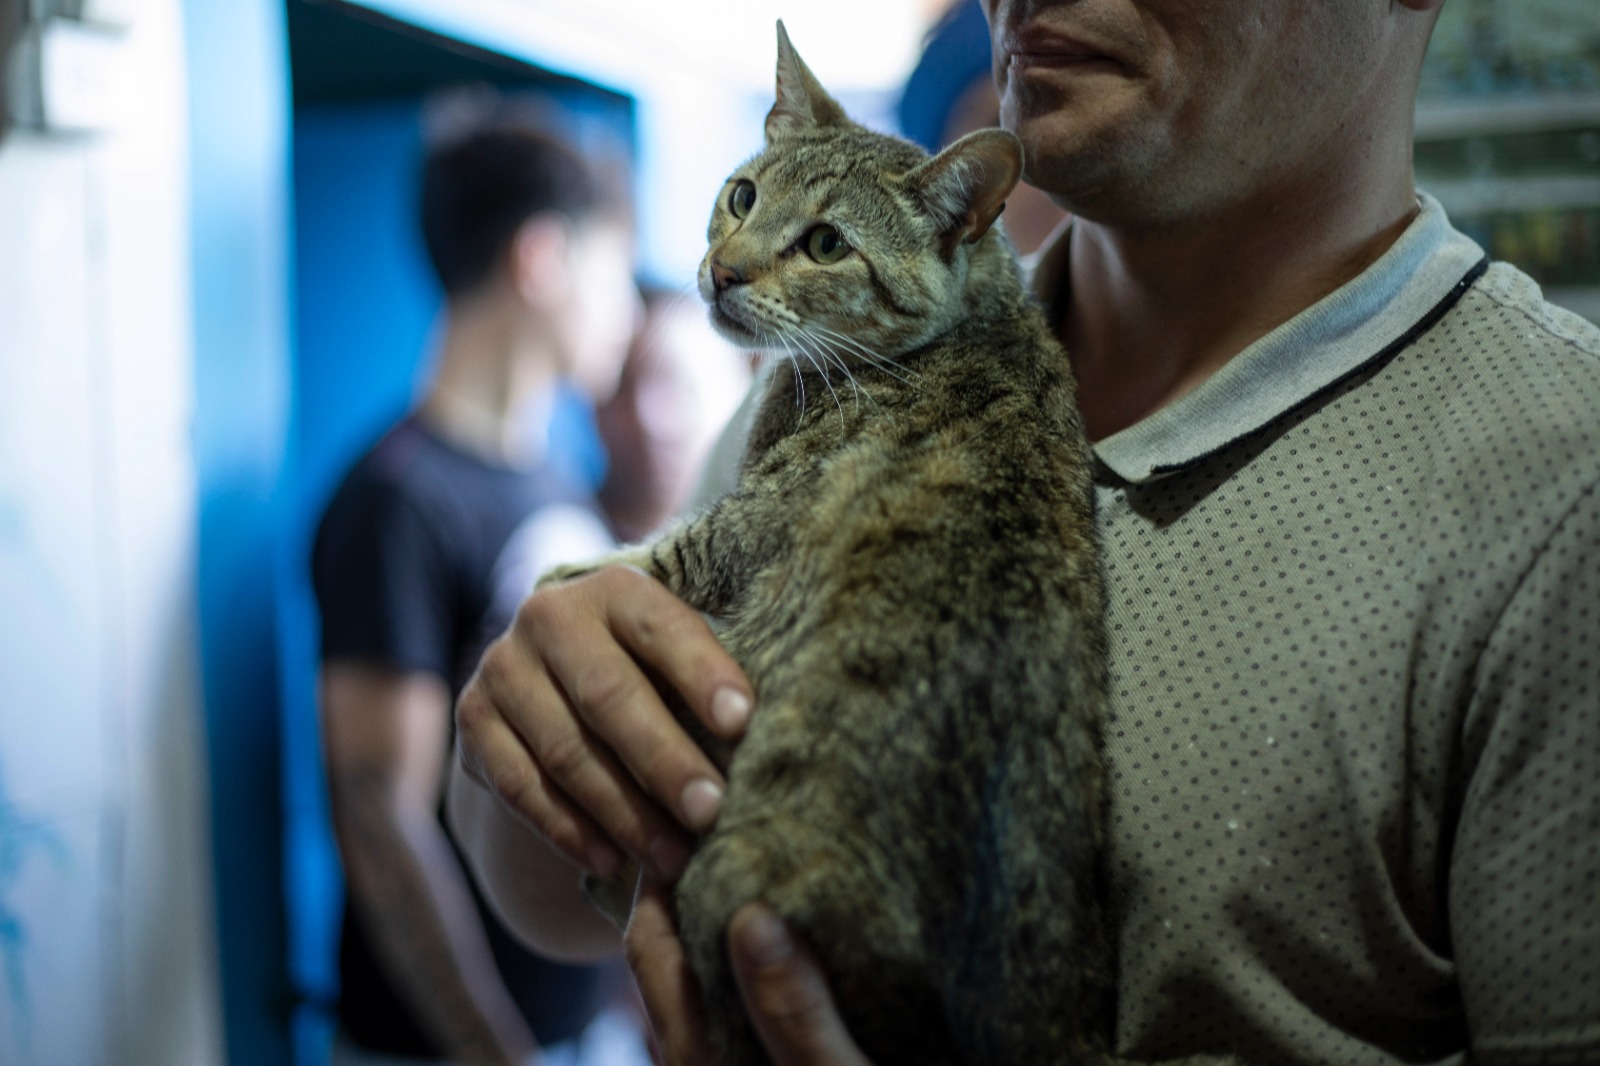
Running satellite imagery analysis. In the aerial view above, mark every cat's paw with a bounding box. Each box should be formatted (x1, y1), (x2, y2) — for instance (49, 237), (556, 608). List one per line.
(536, 560), (598, 589)
(537, 546), (661, 591)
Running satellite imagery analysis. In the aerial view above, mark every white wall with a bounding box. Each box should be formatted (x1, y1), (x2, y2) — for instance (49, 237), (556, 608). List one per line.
(0, 3), (223, 1064)
(349, 0), (929, 285)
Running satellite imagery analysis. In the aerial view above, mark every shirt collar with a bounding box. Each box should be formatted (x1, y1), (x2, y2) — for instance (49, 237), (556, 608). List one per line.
(1028, 193), (1488, 484)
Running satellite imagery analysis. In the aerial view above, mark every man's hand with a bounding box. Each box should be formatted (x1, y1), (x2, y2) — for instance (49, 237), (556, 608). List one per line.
(627, 879), (874, 1066)
(455, 566), (754, 883)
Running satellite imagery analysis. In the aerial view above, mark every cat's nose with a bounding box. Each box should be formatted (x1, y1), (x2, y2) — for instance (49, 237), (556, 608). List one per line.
(710, 260), (747, 293)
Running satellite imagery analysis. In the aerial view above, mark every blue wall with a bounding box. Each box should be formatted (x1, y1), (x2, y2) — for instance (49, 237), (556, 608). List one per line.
(292, 101), (441, 505)
(183, 0), (295, 1063)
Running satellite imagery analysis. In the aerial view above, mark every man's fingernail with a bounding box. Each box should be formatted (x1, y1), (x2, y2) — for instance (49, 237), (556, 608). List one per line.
(739, 907), (793, 967)
(649, 835), (690, 880)
(712, 688), (751, 734)
(680, 778), (723, 831)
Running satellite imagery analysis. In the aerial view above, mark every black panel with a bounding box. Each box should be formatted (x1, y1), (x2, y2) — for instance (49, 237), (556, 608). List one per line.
(286, 0), (625, 108)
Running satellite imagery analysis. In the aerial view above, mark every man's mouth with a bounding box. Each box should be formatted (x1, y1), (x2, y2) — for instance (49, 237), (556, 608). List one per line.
(1002, 24), (1126, 74)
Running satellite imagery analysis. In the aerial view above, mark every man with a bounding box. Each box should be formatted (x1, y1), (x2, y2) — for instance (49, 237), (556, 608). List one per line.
(898, 0), (1066, 254)
(594, 286), (751, 544)
(447, 2), (1600, 1063)
(312, 109), (640, 1065)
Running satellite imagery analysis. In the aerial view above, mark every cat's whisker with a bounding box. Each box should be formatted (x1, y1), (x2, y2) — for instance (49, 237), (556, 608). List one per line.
(670, 280), (700, 308)
(796, 326), (870, 415)
(786, 333), (839, 420)
(637, 321), (671, 383)
(805, 322), (892, 363)
(844, 344), (919, 386)
(793, 322), (881, 412)
(832, 346), (909, 388)
(815, 344), (866, 414)
(629, 284), (703, 384)
(777, 336), (808, 415)
(775, 322), (827, 420)
(792, 332), (850, 428)
(809, 324), (920, 386)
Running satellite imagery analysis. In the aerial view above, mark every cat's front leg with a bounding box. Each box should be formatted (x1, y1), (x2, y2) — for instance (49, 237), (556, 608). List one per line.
(535, 543), (662, 591)
(545, 505), (759, 618)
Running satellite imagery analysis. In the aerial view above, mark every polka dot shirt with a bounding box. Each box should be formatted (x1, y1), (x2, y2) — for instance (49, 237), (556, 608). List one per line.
(1026, 198), (1600, 1065)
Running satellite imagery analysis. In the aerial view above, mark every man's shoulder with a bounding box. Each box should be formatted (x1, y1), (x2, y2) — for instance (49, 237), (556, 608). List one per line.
(313, 421), (469, 567)
(1418, 260), (1600, 429)
(1450, 262), (1600, 381)
(323, 417), (517, 530)
(1401, 260), (1600, 531)
(321, 432), (428, 524)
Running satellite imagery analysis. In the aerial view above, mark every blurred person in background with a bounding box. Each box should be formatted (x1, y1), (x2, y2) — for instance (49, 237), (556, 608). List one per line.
(898, 0), (1066, 255)
(595, 287), (752, 545)
(311, 104), (648, 1066)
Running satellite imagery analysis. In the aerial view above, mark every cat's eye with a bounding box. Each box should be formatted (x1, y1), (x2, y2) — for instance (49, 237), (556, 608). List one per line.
(805, 224), (850, 264)
(729, 179), (757, 219)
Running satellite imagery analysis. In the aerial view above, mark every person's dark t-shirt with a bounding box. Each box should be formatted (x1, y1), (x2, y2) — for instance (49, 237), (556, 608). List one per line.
(312, 415), (613, 1056)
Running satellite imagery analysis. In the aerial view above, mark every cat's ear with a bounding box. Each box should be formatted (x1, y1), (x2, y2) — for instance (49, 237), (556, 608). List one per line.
(765, 20), (849, 142)
(907, 129), (1024, 249)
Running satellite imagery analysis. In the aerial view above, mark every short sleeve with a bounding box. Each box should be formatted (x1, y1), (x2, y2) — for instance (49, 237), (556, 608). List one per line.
(311, 473), (457, 680)
(1451, 479), (1600, 1063)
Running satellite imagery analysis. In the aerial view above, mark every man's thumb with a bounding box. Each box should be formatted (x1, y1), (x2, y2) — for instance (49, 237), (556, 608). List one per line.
(728, 903), (872, 1066)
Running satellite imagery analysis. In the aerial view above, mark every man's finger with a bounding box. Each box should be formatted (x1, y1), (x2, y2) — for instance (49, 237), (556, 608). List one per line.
(603, 566), (755, 742)
(461, 630), (691, 880)
(729, 903), (873, 1066)
(528, 568), (735, 834)
(625, 878), (712, 1066)
(452, 692), (619, 877)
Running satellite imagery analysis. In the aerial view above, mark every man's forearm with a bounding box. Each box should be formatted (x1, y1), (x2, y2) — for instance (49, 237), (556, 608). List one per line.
(447, 761), (624, 961)
(334, 771), (538, 1065)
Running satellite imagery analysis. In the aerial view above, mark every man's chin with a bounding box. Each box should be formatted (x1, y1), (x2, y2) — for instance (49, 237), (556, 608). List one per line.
(1002, 102), (1155, 213)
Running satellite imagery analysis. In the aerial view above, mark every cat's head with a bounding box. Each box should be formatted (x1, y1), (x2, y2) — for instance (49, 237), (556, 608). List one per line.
(697, 22), (1025, 362)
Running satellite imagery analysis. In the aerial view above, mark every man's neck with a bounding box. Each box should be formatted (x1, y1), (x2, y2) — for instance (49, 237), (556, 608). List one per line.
(1063, 157), (1420, 443)
(418, 300), (557, 467)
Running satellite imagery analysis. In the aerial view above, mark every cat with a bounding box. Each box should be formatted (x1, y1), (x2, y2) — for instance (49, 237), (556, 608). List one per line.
(542, 22), (1239, 1066)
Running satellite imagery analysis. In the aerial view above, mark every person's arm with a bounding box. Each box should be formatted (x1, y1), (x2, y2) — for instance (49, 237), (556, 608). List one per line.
(450, 563), (886, 1063)
(444, 757), (621, 961)
(451, 564), (753, 939)
(1451, 481), (1600, 1063)
(323, 662), (539, 1066)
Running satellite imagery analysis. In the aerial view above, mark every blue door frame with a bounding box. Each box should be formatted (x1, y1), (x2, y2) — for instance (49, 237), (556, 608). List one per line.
(184, 0), (294, 1063)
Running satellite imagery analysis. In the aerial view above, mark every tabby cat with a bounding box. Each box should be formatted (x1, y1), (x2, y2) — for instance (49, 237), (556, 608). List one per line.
(544, 23), (1238, 1066)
